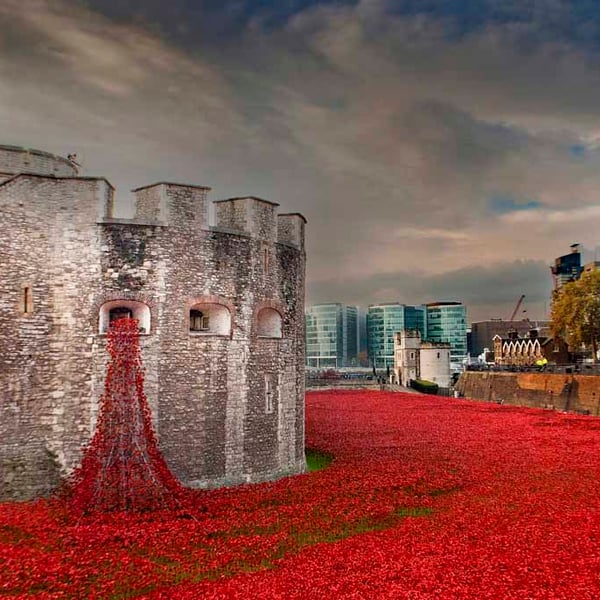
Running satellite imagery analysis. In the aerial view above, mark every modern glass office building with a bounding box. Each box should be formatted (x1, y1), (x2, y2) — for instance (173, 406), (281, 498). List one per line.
(306, 304), (359, 368)
(550, 244), (582, 290)
(425, 302), (467, 369)
(367, 304), (426, 368)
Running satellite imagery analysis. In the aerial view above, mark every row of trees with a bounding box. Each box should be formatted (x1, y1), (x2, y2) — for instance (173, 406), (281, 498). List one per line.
(551, 270), (600, 363)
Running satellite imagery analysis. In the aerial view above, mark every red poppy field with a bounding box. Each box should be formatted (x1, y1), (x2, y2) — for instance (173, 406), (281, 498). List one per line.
(3, 389), (600, 599)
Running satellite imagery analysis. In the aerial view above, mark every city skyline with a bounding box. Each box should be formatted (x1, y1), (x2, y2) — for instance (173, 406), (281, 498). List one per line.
(4, 1), (600, 321)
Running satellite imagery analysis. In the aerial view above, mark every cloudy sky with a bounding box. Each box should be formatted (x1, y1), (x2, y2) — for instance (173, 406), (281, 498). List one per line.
(3, 0), (600, 322)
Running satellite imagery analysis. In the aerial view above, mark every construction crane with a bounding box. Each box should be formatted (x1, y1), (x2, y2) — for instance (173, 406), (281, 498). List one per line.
(508, 294), (526, 321)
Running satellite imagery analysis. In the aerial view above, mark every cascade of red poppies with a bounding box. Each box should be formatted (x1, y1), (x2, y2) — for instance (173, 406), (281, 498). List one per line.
(66, 317), (183, 513)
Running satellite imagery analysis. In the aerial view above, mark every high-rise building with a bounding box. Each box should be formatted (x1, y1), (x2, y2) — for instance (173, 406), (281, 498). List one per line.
(551, 244), (583, 290)
(367, 304), (426, 368)
(425, 302), (467, 369)
(306, 304), (359, 368)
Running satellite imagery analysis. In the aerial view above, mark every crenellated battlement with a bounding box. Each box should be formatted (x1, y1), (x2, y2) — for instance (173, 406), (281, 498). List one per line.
(0, 143), (307, 501)
(128, 187), (306, 247)
(132, 182), (211, 229)
(215, 196), (279, 242)
(277, 213), (306, 249)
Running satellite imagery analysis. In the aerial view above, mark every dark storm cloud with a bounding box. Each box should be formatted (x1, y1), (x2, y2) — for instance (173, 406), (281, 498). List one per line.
(308, 259), (552, 322)
(2, 0), (600, 321)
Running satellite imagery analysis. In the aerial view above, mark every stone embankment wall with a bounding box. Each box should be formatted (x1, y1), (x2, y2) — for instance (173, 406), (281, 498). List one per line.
(457, 371), (600, 415)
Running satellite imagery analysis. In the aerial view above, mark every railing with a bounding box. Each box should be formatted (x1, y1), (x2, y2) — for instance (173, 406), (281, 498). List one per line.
(437, 387), (455, 397)
(465, 364), (600, 375)
(306, 374), (380, 388)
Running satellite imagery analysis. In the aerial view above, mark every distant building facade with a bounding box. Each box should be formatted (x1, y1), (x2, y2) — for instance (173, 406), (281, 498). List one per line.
(471, 319), (550, 357)
(426, 302), (467, 369)
(551, 244), (583, 290)
(367, 304), (426, 368)
(493, 330), (570, 366)
(393, 330), (451, 387)
(305, 303), (358, 368)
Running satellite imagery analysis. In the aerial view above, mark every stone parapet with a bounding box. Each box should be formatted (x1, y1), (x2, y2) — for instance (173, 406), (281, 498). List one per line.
(277, 213), (306, 249)
(215, 196), (279, 242)
(132, 182), (210, 230)
(0, 145), (78, 178)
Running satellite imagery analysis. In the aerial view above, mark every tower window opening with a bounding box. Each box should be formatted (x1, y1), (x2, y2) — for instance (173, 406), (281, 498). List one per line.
(109, 307), (133, 326)
(19, 284), (34, 315)
(188, 302), (231, 336)
(190, 309), (210, 332)
(265, 374), (277, 413)
(257, 307), (283, 338)
(99, 300), (150, 334)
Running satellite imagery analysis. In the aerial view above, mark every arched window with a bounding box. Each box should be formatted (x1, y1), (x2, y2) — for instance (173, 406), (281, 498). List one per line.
(257, 307), (283, 338)
(189, 303), (231, 336)
(99, 300), (151, 334)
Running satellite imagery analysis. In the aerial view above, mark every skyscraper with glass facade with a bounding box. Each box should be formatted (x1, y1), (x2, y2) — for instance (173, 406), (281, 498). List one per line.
(425, 302), (467, 369)
(306, 304), (359, 368)
(367, 304), (426, 368)
(550, 244), (582, 291)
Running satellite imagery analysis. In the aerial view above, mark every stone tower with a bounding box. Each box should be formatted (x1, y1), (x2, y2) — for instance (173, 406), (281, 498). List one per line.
(0, 144), (307, 500)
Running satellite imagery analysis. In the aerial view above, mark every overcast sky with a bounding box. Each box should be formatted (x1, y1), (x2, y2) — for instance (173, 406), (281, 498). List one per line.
(3, 0), (600, 322)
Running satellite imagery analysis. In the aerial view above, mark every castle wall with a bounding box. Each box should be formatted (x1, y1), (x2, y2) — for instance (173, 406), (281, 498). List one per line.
(145, 192), (304, 487)
(0, 175), (112, 499)
(0, 162), (306, 499)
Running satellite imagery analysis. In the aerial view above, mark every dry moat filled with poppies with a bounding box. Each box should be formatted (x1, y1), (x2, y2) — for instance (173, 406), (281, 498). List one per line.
(3, 389), (600, 599)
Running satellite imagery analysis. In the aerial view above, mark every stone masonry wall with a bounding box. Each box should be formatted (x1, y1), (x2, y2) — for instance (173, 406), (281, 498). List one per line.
(95, 210), (306, 488)
(0, 151), (306, 500)
(0, 175), (111, 500)
(146, 191), (306, 488)
(457, 371), (600, 415)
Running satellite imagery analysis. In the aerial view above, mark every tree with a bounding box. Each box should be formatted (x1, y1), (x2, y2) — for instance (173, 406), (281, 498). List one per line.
(551, 270), (600, 363)
(357, 349), (370, 367)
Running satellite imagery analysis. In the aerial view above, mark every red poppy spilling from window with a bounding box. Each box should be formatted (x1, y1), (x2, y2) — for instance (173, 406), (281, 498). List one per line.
(64, 317), (184, 514)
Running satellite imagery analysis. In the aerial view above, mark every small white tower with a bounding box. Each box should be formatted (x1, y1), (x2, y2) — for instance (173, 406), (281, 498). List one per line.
(394, 330), (421, 386)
